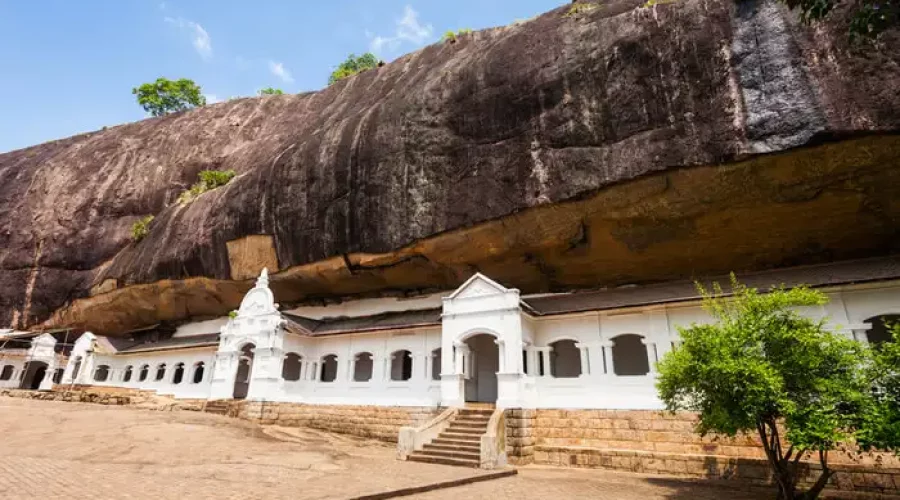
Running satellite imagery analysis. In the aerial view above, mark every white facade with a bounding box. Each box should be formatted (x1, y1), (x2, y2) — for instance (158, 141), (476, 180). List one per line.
(40, 269), (900, 410)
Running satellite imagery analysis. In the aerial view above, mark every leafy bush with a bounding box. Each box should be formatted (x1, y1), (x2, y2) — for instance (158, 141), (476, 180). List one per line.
(132, 78), (206, 117)
(258, 87), (284, 96)
(565, 1), (597, 17)
(329, 53), (379, 85)
(442, 29), (473, 43)
(131, 215), (155, 242)
(177, 170), (236, 205)
(657, 277), (900, 499)
(782, 0), (898, 41)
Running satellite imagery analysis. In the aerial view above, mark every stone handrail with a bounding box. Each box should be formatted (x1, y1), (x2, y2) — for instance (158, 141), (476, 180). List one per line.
(479, 407), (508, 469)
(397, 406), (458, 459)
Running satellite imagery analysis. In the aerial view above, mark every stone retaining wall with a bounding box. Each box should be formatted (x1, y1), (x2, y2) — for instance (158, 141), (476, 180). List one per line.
(1, 388), (133, 405)
(237, 401), (440, 442)
(505, 408), (900, 496)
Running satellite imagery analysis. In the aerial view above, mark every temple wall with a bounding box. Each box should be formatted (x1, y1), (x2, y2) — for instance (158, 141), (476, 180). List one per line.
(237, 401), (440, 442)
(82, 348), (216, 400)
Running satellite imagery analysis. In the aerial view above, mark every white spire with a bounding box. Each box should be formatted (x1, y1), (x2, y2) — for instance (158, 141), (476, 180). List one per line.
(256, 267), (270, 289)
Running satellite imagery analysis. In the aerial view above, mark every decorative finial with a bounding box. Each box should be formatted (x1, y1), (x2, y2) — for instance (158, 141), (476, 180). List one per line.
(256, 267), (270, 288)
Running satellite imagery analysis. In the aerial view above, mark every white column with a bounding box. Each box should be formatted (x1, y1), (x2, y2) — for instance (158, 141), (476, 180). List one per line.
(600, 341), (615, 376)
(538, 348), (551, 377)
(454, 343), (469, 376)
(495, 339), (506, 373)
(575, 342), (590, 376)
(641, 339), (658, 374)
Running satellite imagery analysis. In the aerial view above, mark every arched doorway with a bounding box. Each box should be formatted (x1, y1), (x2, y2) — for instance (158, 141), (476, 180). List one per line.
(233, 343), (255, 399)
(464, 333), (499, 403)
(21, 361), (48, 390)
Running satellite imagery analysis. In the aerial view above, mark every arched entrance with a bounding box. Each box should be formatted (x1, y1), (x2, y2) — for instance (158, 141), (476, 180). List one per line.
(20, 361), (48, 390)
(464, 333), (499, 403)
(233, 343), (255, 399)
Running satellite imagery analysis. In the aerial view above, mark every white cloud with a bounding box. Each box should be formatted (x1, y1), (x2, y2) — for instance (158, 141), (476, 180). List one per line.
(204, 94), (221, 104)
(368, 5), (434, 56)
(268, 61), (294, 83)
(165, 17), (212, 60)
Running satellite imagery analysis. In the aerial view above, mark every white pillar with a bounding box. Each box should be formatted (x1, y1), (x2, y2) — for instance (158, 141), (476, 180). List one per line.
(575, 342), (590, 376)
(641, 339), (658, 374)
(495, 339), (506, 373)
(539, 348), (551, 377)
(600, 341), (615, 376)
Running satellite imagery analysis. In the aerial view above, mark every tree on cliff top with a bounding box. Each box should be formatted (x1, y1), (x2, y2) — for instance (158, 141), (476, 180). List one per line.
(132, 78), (206, 117)
(657, 278), (899, 500)
(328, 53), (379, 85)
(258, 87), (284, 96)
(782, 0), (897, 41)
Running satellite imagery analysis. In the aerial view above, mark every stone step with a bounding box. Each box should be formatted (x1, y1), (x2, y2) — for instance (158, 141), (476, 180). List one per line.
(450, 421), (489, 429)
(416, 448), (481, 461)
(408, 453), (480, 468)
(432, 437), (481, 447)
(444, 426), (485, 435)
(423, 443), (482, 454)
(437, 432), (482, 442)
(459, 409), (494, 416)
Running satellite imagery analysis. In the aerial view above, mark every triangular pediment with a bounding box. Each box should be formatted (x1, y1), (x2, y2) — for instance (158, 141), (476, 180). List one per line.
(448, 273), (509, 300)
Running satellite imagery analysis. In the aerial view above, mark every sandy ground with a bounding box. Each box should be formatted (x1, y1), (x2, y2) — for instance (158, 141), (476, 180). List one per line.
(0, 397), (764, 499)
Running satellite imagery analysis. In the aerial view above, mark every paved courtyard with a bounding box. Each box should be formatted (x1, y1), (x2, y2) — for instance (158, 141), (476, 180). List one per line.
(0, 397), (762, 499)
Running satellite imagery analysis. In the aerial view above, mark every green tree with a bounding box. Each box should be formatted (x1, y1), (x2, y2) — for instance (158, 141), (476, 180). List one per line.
(258, 87), (284, 96)
(132, 78), (206, 117)
(656, 278), (888, 500)
(328, 53), (379, 85)
(858, 324), (900, 453)
(782, 0), (897, 41)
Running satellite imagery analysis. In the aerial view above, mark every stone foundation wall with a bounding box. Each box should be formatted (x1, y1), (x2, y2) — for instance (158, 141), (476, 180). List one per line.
(1, 388), (134, 405)
(509, 408), (900, 496)
(238, 402), (440, 442)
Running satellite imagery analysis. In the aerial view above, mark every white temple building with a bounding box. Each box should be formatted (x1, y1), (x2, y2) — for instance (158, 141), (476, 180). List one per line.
(2, 257), (899, 411)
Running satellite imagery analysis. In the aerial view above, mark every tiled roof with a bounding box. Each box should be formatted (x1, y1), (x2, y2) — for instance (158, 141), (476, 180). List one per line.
(283, 308), (442, 337)
(521, 256), (900, 316)
(116, 333), (220, 354)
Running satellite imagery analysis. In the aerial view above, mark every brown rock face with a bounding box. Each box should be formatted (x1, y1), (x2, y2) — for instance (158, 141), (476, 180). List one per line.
(1, 0), (898, 335)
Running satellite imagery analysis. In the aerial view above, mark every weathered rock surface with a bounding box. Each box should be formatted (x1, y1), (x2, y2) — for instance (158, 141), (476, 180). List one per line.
(1, 0), (898, 334)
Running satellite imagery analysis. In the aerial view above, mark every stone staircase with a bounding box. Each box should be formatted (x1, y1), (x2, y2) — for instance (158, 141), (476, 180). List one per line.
(407, 407), (493, 467)
(203, 399), (233, 415)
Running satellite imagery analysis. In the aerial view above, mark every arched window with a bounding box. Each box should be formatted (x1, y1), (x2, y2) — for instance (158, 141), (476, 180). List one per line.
(53, 369), (64, 384)
(71, 356), (82, 379)
(123, 366), (133, 382)
(282, 353), (302, 381)
(353, 352), (373, 382)
(172, 363), (185, 384)
(320, 355), (338, 383)
(390, 350), (413, 381)
(550, 340), (582, 378)
(192, 362), (205, 384)
(155, 363), (167, 381)
(865, 314), (900, 345)
(0, 365), (13, 381)
(139, 364), (149, 382)
(431, 348), (442, 381)
(94, 365), (110, 382)
(611, 334), (650, 376)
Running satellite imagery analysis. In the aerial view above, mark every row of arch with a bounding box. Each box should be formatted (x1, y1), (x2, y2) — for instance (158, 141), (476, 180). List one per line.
(280, 349), (423, 383)
(93, 361), (206, 385)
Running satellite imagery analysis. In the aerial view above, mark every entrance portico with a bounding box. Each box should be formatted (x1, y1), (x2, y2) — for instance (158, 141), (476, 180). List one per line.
(440, 274), (528, 409)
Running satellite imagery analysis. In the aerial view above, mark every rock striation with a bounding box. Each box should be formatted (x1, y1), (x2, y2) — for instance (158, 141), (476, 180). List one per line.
(0, 0), (898, 334)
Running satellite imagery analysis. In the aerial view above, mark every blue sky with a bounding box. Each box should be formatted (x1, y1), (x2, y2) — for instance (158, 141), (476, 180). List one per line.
(0, 1), (564, 153)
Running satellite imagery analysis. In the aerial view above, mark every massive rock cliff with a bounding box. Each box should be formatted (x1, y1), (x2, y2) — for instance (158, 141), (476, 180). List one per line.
(1, 0), (898, 335)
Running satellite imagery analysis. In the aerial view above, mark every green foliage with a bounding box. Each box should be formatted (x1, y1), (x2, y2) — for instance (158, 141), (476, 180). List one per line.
(565, 1), (597, 17)
(131, 215), (155, 242)
(328, 53), (379, 85)
(258, 87), (284, 96)
(442, 28), (473, 42)
(177, 169), (236, 205)
(656, 277), (887, 499)
(858, 324), (900, 452)
(642, 0), (677, 7)
(132, 78), (206, 117)
(228, 310), (238, 319)
(780, 0), (897, 41)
